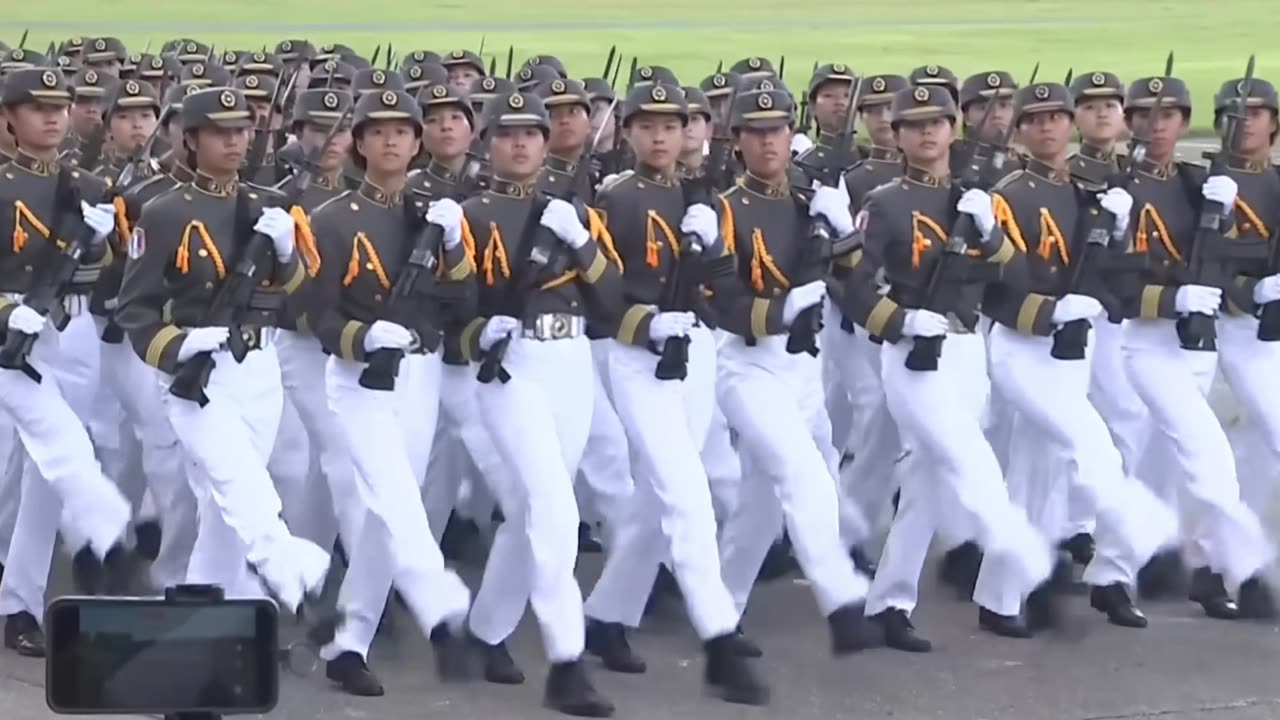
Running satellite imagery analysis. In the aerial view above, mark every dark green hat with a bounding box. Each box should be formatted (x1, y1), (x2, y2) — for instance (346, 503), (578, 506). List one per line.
(1214, 77), (1279, 113)
(400, 49), (442, 70)
(179, 61), (231, 88)
(729, 56), (775, 79)
(582, 77), (614, 103)
(729, 87), (794, 131)
(469, 75), (516, 105)
(621, 82), (688, 125)
(741, 75), (790, 94)
(1014, 82), (1073, 122)
(161, 83), (195, 124)
(57, 36), (85, 57)
(441, 49), (485, 75)
(174, 40), (212, 64)
(83, 37), (127, 64)
(344, 55), (374, 71)
(237, 50), (284, 78)
(353, 89), (423, 134)
(55, 55), (81, 75)
(514, 63), (558, 91)
(1, 48), (48, 73)
(631, 65), (680, 89)
(308, 59), (356, 89)
(71, 68), (118, 100)
(1070, 71), (1125, 104)
(1125, 76), (1192, 113)
(890, 85), (958, 126)
(107, 78), (162, 117)
(180, 87), (254, 130)
(859, 74), (908, 108)
(403, 61), (447, 91)
(130, 53), (170, 82)
(959, 71), (1017, 110)
(2, 67), (73, 107)
(312, 43), (356, 64)
(484, 91), (550, 134)
(274, 39), (316, 64)
(534, 78), (590, 111)
(699, 71), (741, 99)
(291, 88), (354, 128)
(235, 73), (279, 105)
(682, 86), (713, 119)
(807, 63), (855, 100)
(417, 81), (475, 125)
(521, 54), (567, 78)
(908, 64), (959, 96)
(353, 68), (406, 96)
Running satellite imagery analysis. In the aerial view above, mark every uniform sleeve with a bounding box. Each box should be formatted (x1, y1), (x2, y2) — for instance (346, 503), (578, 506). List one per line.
(268, 244), (306, 294)
(115, 204), (188, 374)
(573, 206), (624, 318)
(827, 246), (907, 344)
(1111, 203), (1179, 320)
(982, 190), (1056, 335)
(309, 214), (370, 362)
(456, 211), (489, 364)
(707, 195), (787, 339)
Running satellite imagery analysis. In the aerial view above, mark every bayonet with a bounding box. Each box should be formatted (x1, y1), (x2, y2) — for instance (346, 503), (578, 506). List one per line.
(1164, 51), (1174, 77)
(602, 44), (616, 80)
(504, 45), (513, 79)
(1064, 67), (1073, 86)
(18, 29), (27, 50)
(370, 44), (381, 68)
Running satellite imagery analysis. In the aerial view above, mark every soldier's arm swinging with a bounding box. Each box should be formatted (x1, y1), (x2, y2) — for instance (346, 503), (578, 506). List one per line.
(115, 206), (188, 373)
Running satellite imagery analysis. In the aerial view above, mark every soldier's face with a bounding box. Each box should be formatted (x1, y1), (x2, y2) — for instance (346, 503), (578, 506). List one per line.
(5, 103), (70, 152)
(1127, 107), (1185, 160)
(859, 104), (894, 147)
(895, 117), (954, 164)
(549, 104), (591, 155)
(625, 113), (684, 170)
(356, 120), (421, 174)
(423, 106), (474, 161)
(247, 99), (272, 127)
(300, 123), (352, 172)
(448, 66), (481, 91)
(1236, 106), (1277, 154)
(72, 98), (103, 132)
(1074, 98), (1124, 145)
(964, 97), (1013, 138)
(489, 126), (546, 180)
(813, 82), (852, 132)
(684, 114), (710, 155)
(108, 107), (157, 153)
(190, 126), (250, 175)
(736, 124), (792, 178)
(1018, 110), (1072, 160)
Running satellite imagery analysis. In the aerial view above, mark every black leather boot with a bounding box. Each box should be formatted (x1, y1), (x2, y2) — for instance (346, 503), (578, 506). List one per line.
(1089, 583), (1147, 628)
(473, 637), (525, 685)
(1188, 566), (1238, 620)
(325, 651), (384, 696)
(585, 619), (645, 673)
(871, 608), (932, 652)
(3, 612), (44, 657)
(978, 607), (1031, 638)
(703, 633), (770, 705)
(544, 659), (615, 718)
(429, 623), (475, 681)
(827, 602), (883, 654)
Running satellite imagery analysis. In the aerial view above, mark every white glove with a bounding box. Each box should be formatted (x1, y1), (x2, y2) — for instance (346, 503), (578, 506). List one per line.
(254, 206), (295, 260)
(1202, 175), (1238, 208)
(1098, 187), (1133, 238)
(957, 188), (996, 240)
(175, 327), (230, 363)
(5, 305), (45, 334)
(426, 198), (464, 249)
(363, 320), (413, 352)
(902, 309), (949, 338)
(809, 184), (855, 236)
(1174, 284), (1222, 315)
(790, 133), (814, 157)
(1253, 275), (1280, 305)
(479, 315), (520, 352)
(596, 173), (619, 190)
(81, 200), (115, 241)
(679, 203), (717, 249)
(1051, 293), (1104, 324)
(540, 198), (590, 249)
(649, 311), (696, 344)
(782, 280), (827, 325)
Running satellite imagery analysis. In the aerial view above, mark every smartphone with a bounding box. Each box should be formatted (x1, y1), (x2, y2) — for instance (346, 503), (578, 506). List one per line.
(45, 596), (279, 715)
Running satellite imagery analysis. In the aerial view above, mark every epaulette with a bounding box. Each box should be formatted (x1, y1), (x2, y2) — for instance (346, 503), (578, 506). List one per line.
(310, 188), (355, 217)
(243, 182), (286, 201)
(721, 181), (743, 198)
(993, 168), (1025, 190)
(866, 177), (900, 199)
(597, 169), (633, 195)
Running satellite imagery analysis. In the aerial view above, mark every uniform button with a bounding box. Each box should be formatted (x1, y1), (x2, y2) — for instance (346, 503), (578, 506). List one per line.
(373, 293), (383, 302)
(261, 280), (270, 287)
(658, 276), (667, 284)
(772, 288), (781, 296)
(205, 281), (214, 289)
(742, 197), (750, 205)
(349, 202), (359, 211)
(198, 248), (208, 257)
(22, 265), (32, 272)
(637, 181), (645, 189)
(183, 193), (193, 201)
(570, 300), (578, 307)
(365, 262), (374, 270)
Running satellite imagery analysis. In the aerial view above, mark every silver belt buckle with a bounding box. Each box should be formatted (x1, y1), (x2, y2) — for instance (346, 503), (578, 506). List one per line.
(240, 327), (261, 351)
(526, 313), (581, 341)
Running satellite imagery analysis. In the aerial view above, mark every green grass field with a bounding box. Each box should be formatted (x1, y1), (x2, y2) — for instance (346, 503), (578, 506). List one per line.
(4, 0), (1278, 129)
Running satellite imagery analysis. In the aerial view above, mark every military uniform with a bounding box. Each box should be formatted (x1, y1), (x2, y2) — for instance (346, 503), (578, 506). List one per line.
(0, 68), (131, 656)
(81, 37), (127, 77)
(115, 86), (330, 608)
(794, 63), (862, 175)
(970, 82), (1176, 634)
(951, 70), (1022, 179)
(459, 91), (618, 718)
(441, 48), (485, 91)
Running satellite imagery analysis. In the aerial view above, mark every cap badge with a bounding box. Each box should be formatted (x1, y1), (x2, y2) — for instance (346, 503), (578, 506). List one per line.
(482, 77), (496, 91)
(913, 86), (930, 103)
(1148, 77), (1164, 94)
(757, 92), (774, 109)
(551, 79), (566, 94)
(451, 49), (464, 59)
(748, 58), (761, 70)
(186, 43), (197, 53)
(151, 57), (164, 69)
(1034, 84), (1050, 100)
(519, 67), (532, 80)
(408, 66), (422, 79)
(192, 64), (205, 77)
(651, 85), (667, 101)
(833, 63), (847, 73)
(925, 65), (939, 76)
(85, 70), (99, 84)
(323, 91), (339, 109)
(94, 39), (107, 51)
(380, 91), (398, 107)
(40, 71), (58, 88)
(373, 70), (386, 85)
(759, 79), (774, 91)
(639, 67), (653, 79)
(11, 49), (24, 61)
(253, 52), (265, 63)
(125, 80), (140, 95)
(431, 83), (448, 98)
(1091, 72), (1105, 86)
(218, 90), (237, 109)
(281, 41), (293, 52)
(986, 73), (1001, 88)
(508, 93), (525, 109)
(872, 77), (886, 92)
(713, 74), (726, 88)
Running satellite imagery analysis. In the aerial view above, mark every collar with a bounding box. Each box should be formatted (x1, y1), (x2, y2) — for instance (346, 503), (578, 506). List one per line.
(424, 157), (461, 184)
(192, 171), (237, 196)
(545, 153), (578, 175)
(904, 165), (950, 188)
(1078, 143), (1114, 163)
(1225, 153), (1271, 173)
(867, 145), (900, 162)
(1024, 157), (1070, 184)
(315, 172), (343, 191)
(358, 179), (402, 206)
(816, 131), (839, 149)
(740, 171), (789, 198)
(1135, 157), (1176, 180)
(633, 162), (678, 186)
(12, 150), (58, 176)
(490, 176), (538, 199)
(170, 161), (196, 184)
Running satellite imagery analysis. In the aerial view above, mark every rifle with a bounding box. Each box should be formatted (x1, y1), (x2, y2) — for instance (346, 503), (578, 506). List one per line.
(359, 170), (484, 391)
(242, 69), (295, 184)
(1178, 56), (1268, 351)
(0, 168), (95, 381)
(787, 75), (864, 356)
(904, 83), (1019, 371)
(477, 101), (616, 384)
(168, 101), (354, 405)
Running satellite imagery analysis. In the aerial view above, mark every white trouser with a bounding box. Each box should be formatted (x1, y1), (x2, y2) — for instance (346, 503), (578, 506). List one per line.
(322, 351), (470, 661)
(470, 334), (593, 662)
(162, 340), (322, 600)
(716, 334), (867, 618)
(574, 339), (633, 545)
(95, 321), (196, 590)
(274, 331), (346, 551)
(1121, 318), (1273, 587)
(1218, 313), (1280, 519)
(0, 421), (21, 564)
(584, 327), (738, 639)
(869, 332), (1052, 616)
(973, 325), (1177, 616)
(426, 362), (505, 542)
(701, 330), (743, 523)
(821, 304), (854, 457)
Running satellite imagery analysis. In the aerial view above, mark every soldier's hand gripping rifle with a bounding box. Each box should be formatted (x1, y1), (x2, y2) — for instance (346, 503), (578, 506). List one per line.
(787, 76), (864, 356)
(904, 97), (1016, 372)
(0, 169), (99, 381)
(169, 101), (354, 406)
(359, 172), (484, 391)
(1179, 56), (1269, 351)
(478, 100), (617, 384)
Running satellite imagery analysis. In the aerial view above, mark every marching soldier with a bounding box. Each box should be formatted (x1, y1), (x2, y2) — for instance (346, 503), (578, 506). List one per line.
(0, 67), (132, 656)
(908, 64), (959, 103)
(81, 37), (128, 78)
(441, 49), (485, 91)
(115, 87), (330, 609)
(698, 71), (741, 127)
(952, 70), (1019, 176)
(794, 63), (861, 172)
(679, 86), (713, 174)
(581, 82), (769, 705)
(971, 81), (1177, 633)
(454, 91), (618, 717)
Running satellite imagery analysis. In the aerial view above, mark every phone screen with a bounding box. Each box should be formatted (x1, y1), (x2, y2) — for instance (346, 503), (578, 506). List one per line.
(46, 598), (278, 714)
